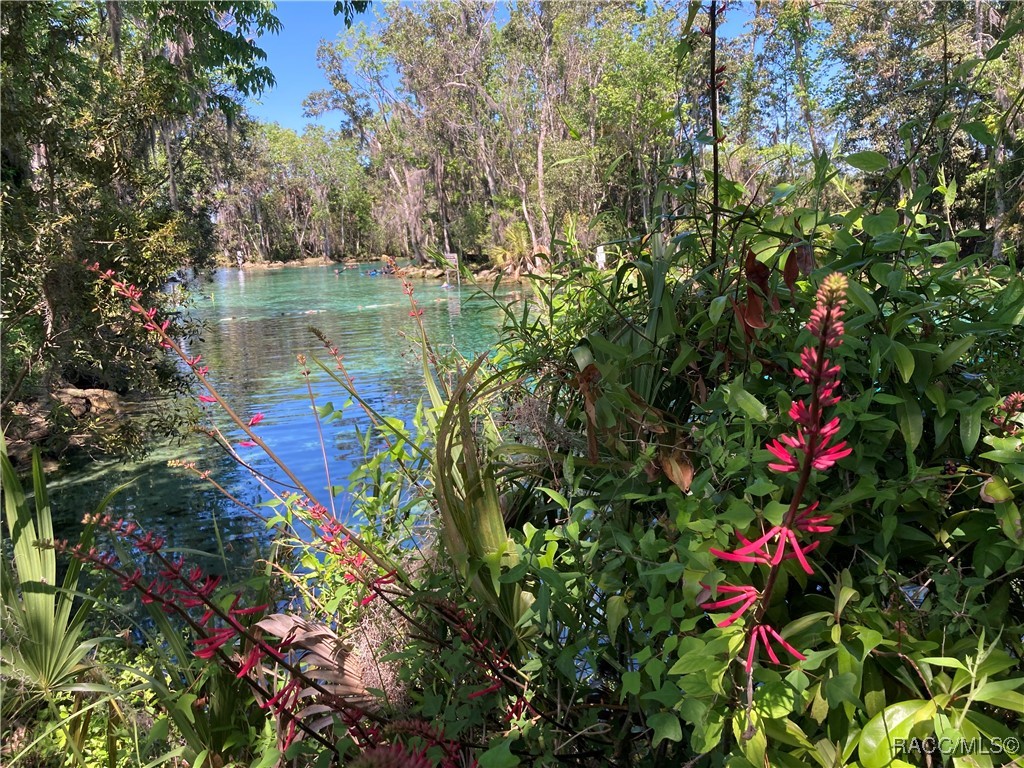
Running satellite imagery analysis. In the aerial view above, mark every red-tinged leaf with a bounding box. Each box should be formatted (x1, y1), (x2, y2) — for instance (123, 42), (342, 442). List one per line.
(660, 450), (694, 492)
(795, 242), (815, 274)
(744, 288), (768, 329)
(783, 249), (799, 291)
(745, 249), (771, 294)
(980, 476), (1013, 504)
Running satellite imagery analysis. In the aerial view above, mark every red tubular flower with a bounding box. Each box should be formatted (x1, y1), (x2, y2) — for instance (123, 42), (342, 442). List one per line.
(700, 584), (760, 627)
(236, 645), (265, 678)
(198, 394), (216, 404)
(745, 625), (807, 672)
(193, 626), (237, 659)
(766, 435), (801, 473)
(247, 413), (265, 427)
(467, 679), (502, 700)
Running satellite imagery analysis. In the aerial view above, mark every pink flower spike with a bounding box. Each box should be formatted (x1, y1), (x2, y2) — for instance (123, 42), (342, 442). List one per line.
(700, 592), (754, 610)
(467, 679), (502, 700)
(717, 595), (759, 628)
(193, 626), (237, 659)
(247, 413), (265, 427)
(783, 528), (815, 574)
(731, 526), (783, 556)
(198, 394), (217, 404)
(789, 399), (814, 427)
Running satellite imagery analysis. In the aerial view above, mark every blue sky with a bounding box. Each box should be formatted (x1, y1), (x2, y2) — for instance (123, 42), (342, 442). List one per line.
(246, 1), (754, 134)
(246, 2), (355, 132)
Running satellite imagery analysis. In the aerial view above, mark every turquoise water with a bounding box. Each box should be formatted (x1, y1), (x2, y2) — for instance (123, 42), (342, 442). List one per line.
(50, 266), (510, 557)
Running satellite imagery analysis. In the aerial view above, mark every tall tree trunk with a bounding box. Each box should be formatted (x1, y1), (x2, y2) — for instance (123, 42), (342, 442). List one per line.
(534, 4), (554, 251)
(793, 34), (822, 157)
(163, 126), (178, 209)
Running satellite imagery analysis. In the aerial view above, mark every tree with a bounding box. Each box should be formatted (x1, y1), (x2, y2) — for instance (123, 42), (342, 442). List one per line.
(0, 1), (279, 450)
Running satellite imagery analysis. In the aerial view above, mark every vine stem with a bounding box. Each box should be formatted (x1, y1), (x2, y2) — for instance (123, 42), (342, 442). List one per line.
(709, 0), (721, 268)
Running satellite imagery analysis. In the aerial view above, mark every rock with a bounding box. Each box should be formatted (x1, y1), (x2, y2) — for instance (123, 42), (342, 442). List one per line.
(53, 388), (124, 419)
(4, 388), (128, 468)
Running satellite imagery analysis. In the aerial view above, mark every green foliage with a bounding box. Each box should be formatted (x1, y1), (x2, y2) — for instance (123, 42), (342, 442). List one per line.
(1, 434), (101, 714)
(0, 1), (279, 452)
(7, 3), (1024, 767)
(15, 644), (183, 768)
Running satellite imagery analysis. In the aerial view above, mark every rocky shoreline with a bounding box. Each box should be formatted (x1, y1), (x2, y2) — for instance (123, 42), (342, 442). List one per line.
(4, 387), (129, 470)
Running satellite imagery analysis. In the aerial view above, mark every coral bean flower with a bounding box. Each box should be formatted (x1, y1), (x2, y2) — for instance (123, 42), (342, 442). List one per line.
(700, 584), (760, 628)
(703, 273), (850, 675)
(745, 625), (806, 672)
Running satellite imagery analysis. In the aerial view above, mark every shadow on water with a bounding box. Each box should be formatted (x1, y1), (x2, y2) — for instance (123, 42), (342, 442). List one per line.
(49, 266), (510, 572)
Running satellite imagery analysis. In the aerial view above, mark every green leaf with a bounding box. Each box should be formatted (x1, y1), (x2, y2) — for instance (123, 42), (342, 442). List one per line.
(746, 477), (778, 496)
(891, 341), (915, 383)
(754, 680), (801, 719)
(669, 639), (710, 675)
(606, 595), (628, 645)
(897, 398), (924, 451)
(942, 177), (958, 208)
(250, 748), (283, 768)
(648, 711), (683, 748)
(960, 407), (982, 454)
(962, 121), (996, 146)
(846, 151), (889, 172)
(920, 656), (969, 672)
(538, 487), (569, 510)
(727, 384), (768, 421)
(863, 208), (899, 237)
(847, 279), (879, 317)
(972, 678), (1024, 712)
(622, 670), (641, 697)
(709, 295), (728, 325)
(479, 738), (520, 768)
(858, 699), (937, 768)
(934, 335), (976, 375)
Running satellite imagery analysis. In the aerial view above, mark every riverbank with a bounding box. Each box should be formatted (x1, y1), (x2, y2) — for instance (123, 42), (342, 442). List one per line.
(218, 254), (512, 283)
